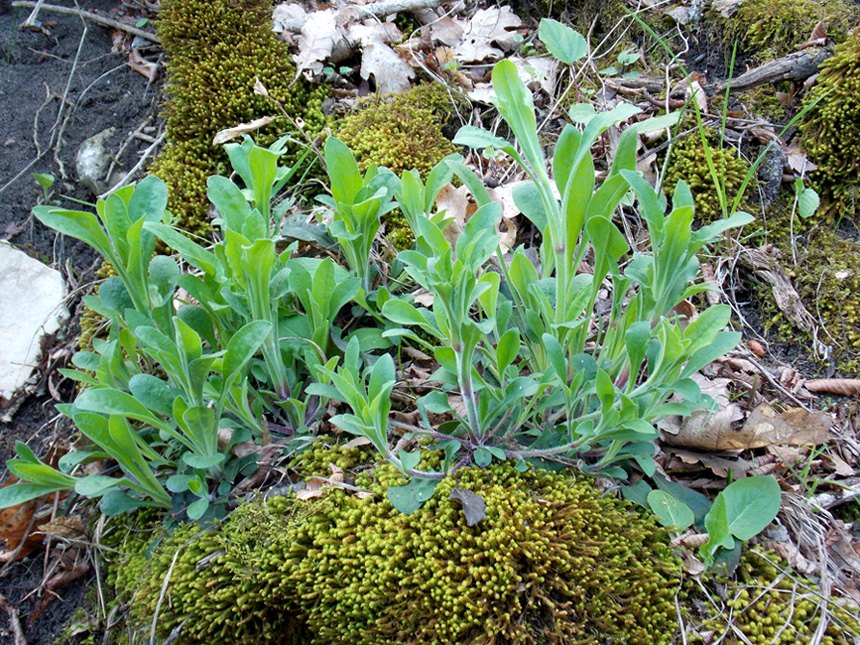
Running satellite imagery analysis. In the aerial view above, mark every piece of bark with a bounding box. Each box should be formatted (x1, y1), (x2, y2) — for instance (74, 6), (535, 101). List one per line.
(713, 47), (833, 93)
(734, 247), (816, 333)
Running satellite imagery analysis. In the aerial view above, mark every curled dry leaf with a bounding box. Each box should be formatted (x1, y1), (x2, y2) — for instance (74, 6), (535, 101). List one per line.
(36, 516), (87, 541)
(449, 487), (486, 527)
(213, 116), (279, 145)
(127, 49), (157, 82)
(748, 340), (766, 357)
(761, 540), (817, 573)
(805, 378), (860, 396)
(294, 9), (340, 76)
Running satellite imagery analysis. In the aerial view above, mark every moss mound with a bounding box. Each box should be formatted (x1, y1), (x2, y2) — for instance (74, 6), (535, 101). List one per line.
(799, 30), (860, 222)
(118, 465), (683, 644)
(151, 0), (328, 236)
(713, 0), (857, 63)
(662, 132), (751, 225)
(334, 83), (458, 178)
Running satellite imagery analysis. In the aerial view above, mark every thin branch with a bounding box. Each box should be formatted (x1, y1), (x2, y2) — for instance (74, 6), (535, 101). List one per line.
(11, 1), (160, 43)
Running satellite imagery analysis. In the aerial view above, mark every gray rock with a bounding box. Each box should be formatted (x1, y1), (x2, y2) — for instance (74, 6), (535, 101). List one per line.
(0, 243), (68, 406)
(75, 126), (116, 196)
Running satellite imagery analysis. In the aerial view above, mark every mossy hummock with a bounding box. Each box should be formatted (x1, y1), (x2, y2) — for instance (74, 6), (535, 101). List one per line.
(118, 464), (684, 644)
(799, 30), (860, 223)
(151, 0), (328, 236)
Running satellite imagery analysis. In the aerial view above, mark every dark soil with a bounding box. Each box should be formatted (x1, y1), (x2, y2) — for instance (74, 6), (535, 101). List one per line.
(0, 0), (160, 641)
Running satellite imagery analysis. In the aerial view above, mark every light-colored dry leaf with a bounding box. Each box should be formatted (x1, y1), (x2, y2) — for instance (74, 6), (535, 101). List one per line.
(821, 453), (855, 477)
(213, 116), (279, 145)
(413, 288), (435, 307)
(36, 515), (86, 541)
(127, 49), (157, 82)
(786, 138), (817, 173)
(711, 0), (744, 17)
(451, 6), (522, 63)
(666, 447), (754, 478)
(508, 55), (558, 95)
(761, 540), (817, 573)
(272, 2), (307, 33)
(329, 463), (344, 483)
(435, 183), (470, 246)
(294, 9), (340, 75)
(430, 16), (464, 46)
(687, 79), (708, 114)
(682, 552), (706, 575)
(342, 436), (372, 450)
(358, 38), (414, 94)
(296, 478), (327, 500)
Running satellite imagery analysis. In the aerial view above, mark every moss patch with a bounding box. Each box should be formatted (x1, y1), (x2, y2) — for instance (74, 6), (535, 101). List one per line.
(799, 30), (860, 222)
(712, 0), (857, 63)
(118, 464), (684, 644)
(662, 131), (752, 226)
(151, 0), (328, 237)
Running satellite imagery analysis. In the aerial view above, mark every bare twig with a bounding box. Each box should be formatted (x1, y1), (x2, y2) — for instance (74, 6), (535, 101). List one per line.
(0, 592), (27, 645)
(97, 131), (165, 199)
(11, 1), (160, 43)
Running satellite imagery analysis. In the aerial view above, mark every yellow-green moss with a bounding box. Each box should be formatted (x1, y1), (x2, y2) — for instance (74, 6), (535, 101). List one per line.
(799, 30), (860, 222)
(335, 84), (458, 178)
(286, 435), (375, 477)
(706, 549), (860, 644)
(662, 131), (752, 226)
(151, 0), (328, 236)
(117, 496), (312, 644)
(291, 465), (683, 644)
(712, 0), (857, 63)
(119, 464), (683, 644)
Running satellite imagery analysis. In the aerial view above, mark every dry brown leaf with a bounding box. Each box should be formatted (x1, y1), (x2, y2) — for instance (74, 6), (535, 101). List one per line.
(711, 0), (744, 18)
(761, 540), (817, 573)
(430, 16), (464, 46)
(342, 436), (372, 450)
(127, 49), (157, 82)
(213, 116), (279, 145)
(805, 378), (860, 396)
(786, 138), (817, 174)
(296, 477), (326, 500)
(36, 515), (87, 541)
(665, 447), (754, 478)
(682, 552), (706, 575)
(740, 403), (832, 448)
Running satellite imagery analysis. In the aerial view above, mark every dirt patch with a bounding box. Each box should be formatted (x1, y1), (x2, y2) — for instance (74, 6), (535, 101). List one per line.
(0, 0), (161, 640)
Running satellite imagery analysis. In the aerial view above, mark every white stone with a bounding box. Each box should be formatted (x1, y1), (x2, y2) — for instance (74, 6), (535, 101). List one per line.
(0, 242), (68, 404)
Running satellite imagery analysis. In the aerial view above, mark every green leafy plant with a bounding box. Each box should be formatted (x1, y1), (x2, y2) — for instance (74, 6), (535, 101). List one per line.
(315, 42), (751, 512)
(0, 137), (346, 520)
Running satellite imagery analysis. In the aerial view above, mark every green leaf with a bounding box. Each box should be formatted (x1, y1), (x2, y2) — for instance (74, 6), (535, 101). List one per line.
(186, 497), (210, 521)
(0, 482), (71, 508)
(539, 19), (588, 64)
(794, 178), (820, 219)
(223, 320), (271, 381)
(387, 477), (439, 515)
(325, 138), (363, 205)
(381, 299), (431, 328)
(473, 447), (492, 468)
(647, 490), (695, 530)
(33, 206), (113, 259)
(128, 175), (168, 224)
(100, 489), (151, 516)
(182, 452), (225, 470)
(720, 476), (782, 540)
(75, 475), (121, 497)
(452, 126), (514, 154)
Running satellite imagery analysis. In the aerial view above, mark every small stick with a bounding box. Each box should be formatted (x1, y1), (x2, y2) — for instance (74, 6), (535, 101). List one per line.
(11, 1), (160, 44)
(97, 131), (165, 199)
(0, 592), (27, 645)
